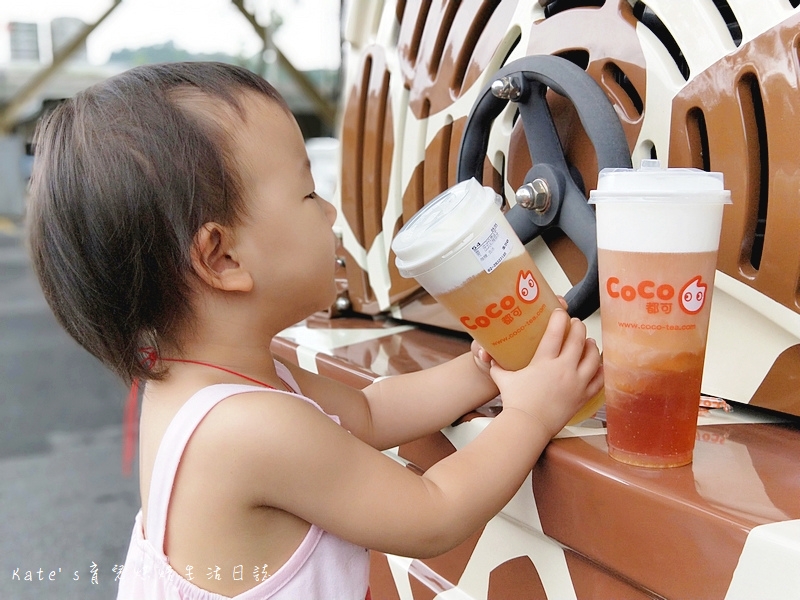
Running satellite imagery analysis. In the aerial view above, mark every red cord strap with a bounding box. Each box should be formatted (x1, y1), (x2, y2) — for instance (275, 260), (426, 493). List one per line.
(122, 347), (285, 476)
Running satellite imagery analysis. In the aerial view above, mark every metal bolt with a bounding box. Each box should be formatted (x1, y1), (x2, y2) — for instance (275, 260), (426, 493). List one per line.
(515, 178), (551, 213)
(490, 76), (522, 101)
(334, 295), (351, 312)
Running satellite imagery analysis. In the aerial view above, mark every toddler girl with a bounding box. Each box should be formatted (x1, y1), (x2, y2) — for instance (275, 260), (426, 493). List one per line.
(27, 62), (603, 599)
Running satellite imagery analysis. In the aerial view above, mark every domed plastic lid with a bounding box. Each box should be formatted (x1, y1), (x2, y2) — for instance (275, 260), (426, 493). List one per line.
(392, 178), (502, 278)
(589, 160), (732, 203)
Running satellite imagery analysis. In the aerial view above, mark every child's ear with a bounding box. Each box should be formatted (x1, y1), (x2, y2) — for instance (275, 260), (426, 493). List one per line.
(191, 222), (253, 292)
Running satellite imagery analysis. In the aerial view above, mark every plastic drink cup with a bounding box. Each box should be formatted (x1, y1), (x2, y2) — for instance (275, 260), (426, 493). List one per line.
(392, 178), (604, 426)
(589, 160), (731, 467)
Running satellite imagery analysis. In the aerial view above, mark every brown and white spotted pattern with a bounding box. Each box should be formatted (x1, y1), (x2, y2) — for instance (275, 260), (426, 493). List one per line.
(333, 0), (800, 417)
(272, 317), (800, 598)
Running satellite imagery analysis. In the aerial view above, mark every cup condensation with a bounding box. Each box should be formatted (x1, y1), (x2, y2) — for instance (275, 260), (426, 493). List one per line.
(589, 160), (731, 467)
(392, 178), (604, 425)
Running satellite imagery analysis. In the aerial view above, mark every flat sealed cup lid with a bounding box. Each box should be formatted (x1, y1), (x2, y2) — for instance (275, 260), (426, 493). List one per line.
(590, 160), (731, 252)
(589, 159), (732, 203)
(392, 178), (502, 278)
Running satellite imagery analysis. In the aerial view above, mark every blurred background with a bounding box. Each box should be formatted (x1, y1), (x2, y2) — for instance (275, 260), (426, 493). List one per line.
(0, 1), (343, 597)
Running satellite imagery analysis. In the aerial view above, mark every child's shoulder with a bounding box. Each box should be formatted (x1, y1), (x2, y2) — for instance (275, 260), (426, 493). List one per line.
(174, 383), (342, 493)
(192, 382), (338, 453)
(198, 383), (328, 440)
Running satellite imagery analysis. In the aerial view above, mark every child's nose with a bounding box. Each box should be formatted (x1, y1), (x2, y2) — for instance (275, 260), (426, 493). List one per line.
(319, 196), (337, 225)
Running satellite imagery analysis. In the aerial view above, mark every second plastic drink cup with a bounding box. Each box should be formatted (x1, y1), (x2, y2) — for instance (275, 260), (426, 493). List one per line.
(589, 160), (731, 467)
(392, 178), (604, 426)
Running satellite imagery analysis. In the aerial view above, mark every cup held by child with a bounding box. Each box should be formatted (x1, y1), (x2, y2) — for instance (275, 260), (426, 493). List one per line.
(392, 178), (605, 428)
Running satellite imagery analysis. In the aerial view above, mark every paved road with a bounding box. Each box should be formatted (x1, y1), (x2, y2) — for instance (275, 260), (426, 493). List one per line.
(0, 225), (139, 599)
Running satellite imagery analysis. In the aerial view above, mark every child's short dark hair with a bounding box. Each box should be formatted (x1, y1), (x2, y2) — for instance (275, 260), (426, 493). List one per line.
(27, 62), (289, 383)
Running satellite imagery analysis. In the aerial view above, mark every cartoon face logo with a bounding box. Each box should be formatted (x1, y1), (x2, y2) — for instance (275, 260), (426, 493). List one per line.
(679, 276), (707, 314)
(517, 270), (539, 304)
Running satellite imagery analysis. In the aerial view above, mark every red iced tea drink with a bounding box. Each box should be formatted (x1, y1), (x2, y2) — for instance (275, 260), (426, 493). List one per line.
(599, 249), (717, 467)
(590, 160), (730, 467)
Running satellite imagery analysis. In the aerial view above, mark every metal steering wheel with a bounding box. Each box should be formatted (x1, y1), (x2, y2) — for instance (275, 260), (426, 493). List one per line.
(457, 54), (631, 320)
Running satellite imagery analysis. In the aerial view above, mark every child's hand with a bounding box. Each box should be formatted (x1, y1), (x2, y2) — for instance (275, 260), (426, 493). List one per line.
(471, 296), (567, 377)
(489, 309), (603, 438)
(470, 340), (493, 380)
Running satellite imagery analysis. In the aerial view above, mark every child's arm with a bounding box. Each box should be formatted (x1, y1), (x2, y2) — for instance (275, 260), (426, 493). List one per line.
(281, 342), (498, 450)
(362, 348), (500, 449)
(214, 309), (602, 558)
(283, 299), (573, 450)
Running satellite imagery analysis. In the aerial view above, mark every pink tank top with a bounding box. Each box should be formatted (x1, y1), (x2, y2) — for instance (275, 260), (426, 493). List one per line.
(116, 362), (370, 599)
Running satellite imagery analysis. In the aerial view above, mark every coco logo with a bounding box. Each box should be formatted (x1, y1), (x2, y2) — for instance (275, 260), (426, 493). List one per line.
(517, 270), (539, 304)
(460, 270), (540, 330)
(606, 275), (708, 315)
(679, 276), (707, 314)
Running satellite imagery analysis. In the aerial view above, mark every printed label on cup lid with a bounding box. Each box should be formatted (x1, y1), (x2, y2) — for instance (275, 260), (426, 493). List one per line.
(470, 221), (512, 274)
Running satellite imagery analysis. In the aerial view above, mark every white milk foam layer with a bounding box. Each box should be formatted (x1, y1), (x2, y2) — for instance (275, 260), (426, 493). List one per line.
(393, 178), (525, 293)
(416, 218), (525, 296)
(595, 201), (725, 252)
(590, 162), (730, 253)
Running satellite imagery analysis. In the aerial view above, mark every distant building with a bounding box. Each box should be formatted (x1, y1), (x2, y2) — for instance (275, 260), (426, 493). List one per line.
(9, 22), (40, 62)
(1, 17), (123, 122)
(0, 18), (120, 217)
